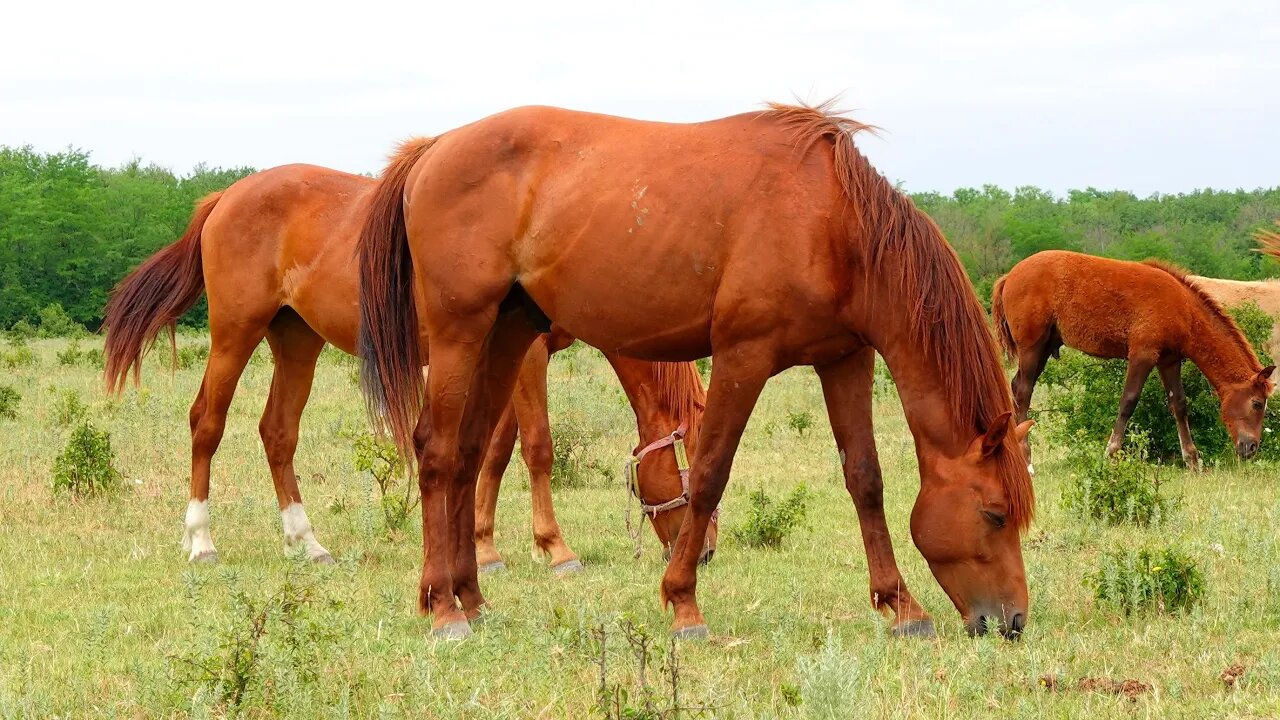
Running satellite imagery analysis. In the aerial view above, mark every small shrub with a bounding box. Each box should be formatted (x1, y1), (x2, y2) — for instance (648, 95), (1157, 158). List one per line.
(53, 388), (88, 427)
(349, 430), (417, 535)
(177, 343), (209, 370)
(56, 339), (84, 366)
(730, 484), (810, 549)
(786, 409), (815, 437)
(0, 385), (19, 419)
(52, 421), (123, 497)
(550, 414), (604, 489)
(37, 302), (88, 338)
(1087, 546), (1206, 615)
(5, 319), (36, 343)
(1, 346), (37, 369)
(83, 347), (105, 369)
(590, 616), (709, 719)
(1061, 434), (1178, 525)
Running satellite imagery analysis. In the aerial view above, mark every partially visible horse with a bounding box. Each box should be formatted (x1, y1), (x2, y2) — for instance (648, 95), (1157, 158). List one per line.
(1189, 222), (1280, 358)
(993, 250), (1275, 470)
(101, 163), (713, 570)
(358, 103), (1035, 640)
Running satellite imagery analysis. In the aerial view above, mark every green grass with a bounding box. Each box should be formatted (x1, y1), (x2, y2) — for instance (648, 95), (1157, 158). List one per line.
(1, 337), (1278, 718)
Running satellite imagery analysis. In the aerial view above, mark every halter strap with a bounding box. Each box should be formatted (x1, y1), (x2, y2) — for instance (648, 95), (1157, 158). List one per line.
(622, 422), (720, 558)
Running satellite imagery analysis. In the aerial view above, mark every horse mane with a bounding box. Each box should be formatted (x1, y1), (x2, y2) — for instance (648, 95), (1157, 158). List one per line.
(651, 362), (706, 440)
(1143, 259), (1261, 371)
(763, 99), (1034, 529)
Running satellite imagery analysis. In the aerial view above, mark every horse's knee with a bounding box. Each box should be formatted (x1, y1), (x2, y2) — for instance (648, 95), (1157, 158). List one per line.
(844, 457), (884, 510)
(519, 426), (553, 476)
(258, 420), (296, 468)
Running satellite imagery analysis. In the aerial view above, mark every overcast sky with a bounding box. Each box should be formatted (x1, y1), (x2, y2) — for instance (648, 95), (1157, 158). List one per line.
(3, 0), (1276, 195)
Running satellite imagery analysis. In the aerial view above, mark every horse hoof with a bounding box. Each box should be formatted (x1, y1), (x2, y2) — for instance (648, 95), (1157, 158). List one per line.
(189, 550), (218, 564)
(551, 559), (584, 575)
(431, 621), (473, 640)
(672, 624), (709, 640)
(312, 552), (335, 565)
(892, 618), (937, 638)
(478, 560), (507, 574)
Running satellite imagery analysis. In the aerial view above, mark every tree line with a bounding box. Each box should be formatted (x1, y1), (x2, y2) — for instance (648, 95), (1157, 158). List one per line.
(2, 145), (1277, 331)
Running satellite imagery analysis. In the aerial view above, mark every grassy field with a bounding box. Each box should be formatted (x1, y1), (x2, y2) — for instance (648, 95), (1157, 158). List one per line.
(1, 336), (1278, 718)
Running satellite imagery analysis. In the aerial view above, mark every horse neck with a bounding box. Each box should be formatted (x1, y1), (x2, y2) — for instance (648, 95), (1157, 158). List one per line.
(1181, 306), (1259, 389)
(603, 354), (704, 454)
(865, 323), (973, 468)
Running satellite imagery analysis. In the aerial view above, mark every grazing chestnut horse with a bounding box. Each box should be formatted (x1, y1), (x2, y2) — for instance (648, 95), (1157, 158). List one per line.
(358, 103), (1035, 640)
(993, 250), (1275, 470)
(101, 163), (713, 570)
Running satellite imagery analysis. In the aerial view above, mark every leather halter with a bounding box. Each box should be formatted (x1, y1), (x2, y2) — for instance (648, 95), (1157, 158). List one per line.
(624, 423), (720, 524)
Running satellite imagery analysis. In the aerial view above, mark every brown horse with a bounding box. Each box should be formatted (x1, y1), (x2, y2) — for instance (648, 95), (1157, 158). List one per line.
(101, 162), (713, 570)
(357, 103), (1035, 640)
(993, 250), (1275, 470)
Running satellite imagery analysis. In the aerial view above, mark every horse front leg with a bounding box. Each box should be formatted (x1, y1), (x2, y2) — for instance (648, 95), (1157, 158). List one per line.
(660, 341), (770, 638)
(1158, 360), (1201, 470)
(1105, 354), (1156, 458)
(818, 348), (935, 637)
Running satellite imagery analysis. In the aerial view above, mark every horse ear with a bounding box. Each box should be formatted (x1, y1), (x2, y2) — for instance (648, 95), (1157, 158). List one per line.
(1013, 419), (1035, 443)
(980, 411), (1015, 457)
(1259, 365), (1278, 396)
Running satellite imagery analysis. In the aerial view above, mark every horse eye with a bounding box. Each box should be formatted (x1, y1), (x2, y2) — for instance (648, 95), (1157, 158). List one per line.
(982, 510), (1007, 528)
(1252, 400), (1264, 411)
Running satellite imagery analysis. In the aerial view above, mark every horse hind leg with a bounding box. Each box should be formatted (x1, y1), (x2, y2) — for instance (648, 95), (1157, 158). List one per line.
(474, 402), (517, 572)
(1011, 338), (1053, 475)
(185, 319), (269, 562)
(260, 309), (332, 563)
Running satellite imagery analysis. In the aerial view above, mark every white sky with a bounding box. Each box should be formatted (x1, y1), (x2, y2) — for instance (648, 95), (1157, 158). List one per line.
(3, 0), (1276, 195)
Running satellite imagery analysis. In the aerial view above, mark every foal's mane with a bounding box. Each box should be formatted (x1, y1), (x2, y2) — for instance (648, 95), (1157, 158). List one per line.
(764, 100), (1034, 528)
(1144, 260), (1261, 371)
(651, 362), (706, 440)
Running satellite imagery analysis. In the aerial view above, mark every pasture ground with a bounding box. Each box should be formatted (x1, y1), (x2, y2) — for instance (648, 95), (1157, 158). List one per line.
(1, 338), (1278, 718)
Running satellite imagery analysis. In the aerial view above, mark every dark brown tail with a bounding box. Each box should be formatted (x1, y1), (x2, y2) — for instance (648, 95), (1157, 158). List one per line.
(991, 274), (1017, 361)
(102, 191), (222, 394)
(358, 137), (437, 454)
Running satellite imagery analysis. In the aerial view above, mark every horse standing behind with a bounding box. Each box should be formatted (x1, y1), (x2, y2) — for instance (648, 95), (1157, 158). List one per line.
(993, 250), (1275, 470)
(358, 102), (1035, 641)
(101, 162), (713, 570)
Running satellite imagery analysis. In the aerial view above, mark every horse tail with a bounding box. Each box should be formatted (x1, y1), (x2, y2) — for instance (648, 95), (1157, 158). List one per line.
(1253, 221), (1280, 261)
(991, 274), (1017, 361)
(358, 136), (438, 454)
(102, 190), (221, 394)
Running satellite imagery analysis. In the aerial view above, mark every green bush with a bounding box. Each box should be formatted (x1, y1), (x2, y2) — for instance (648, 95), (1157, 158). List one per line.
(52, 421), (123, 497)
(349, 430), (416, 535)
(53, 388), (88, 427)
(56, 339), (84, 366)
(730, 485), (810, 549)
(0, 385), (19, 420)
(550, 414), (606, 489)
(1, 346), (37, 370)
(1039, 301), (1279, 463)
(1087, 547), (1206, 615)
(1062, 435), (1178, 525)
(786, 409), (815, 437)
(5, 319), (36, 344)
(37, 303), (88, 338)
(177, 343), (210, 370)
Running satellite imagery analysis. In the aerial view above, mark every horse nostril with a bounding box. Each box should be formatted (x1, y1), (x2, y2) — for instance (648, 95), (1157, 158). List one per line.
(967, 616), (990, 637)
(1005, 613), (1026, 640)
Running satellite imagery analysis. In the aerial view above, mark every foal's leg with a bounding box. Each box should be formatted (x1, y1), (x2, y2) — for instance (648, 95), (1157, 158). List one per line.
(1158, 360), (1201, 470)
(660, 341), (771, 638)
(509, 340), (582, 573)
(817, 348), (934, 637)
(185, 321), (270, 561)
(474, 402), (517, 572)
(260, 311), (332, 562)
(1105, 354), (1157, 457)
(1011, 345), (1051, 474)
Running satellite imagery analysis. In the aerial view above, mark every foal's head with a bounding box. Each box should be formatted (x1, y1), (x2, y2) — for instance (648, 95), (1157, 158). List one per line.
(910, 412), (1034, 638)
(1219, 366), (1276, 458)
